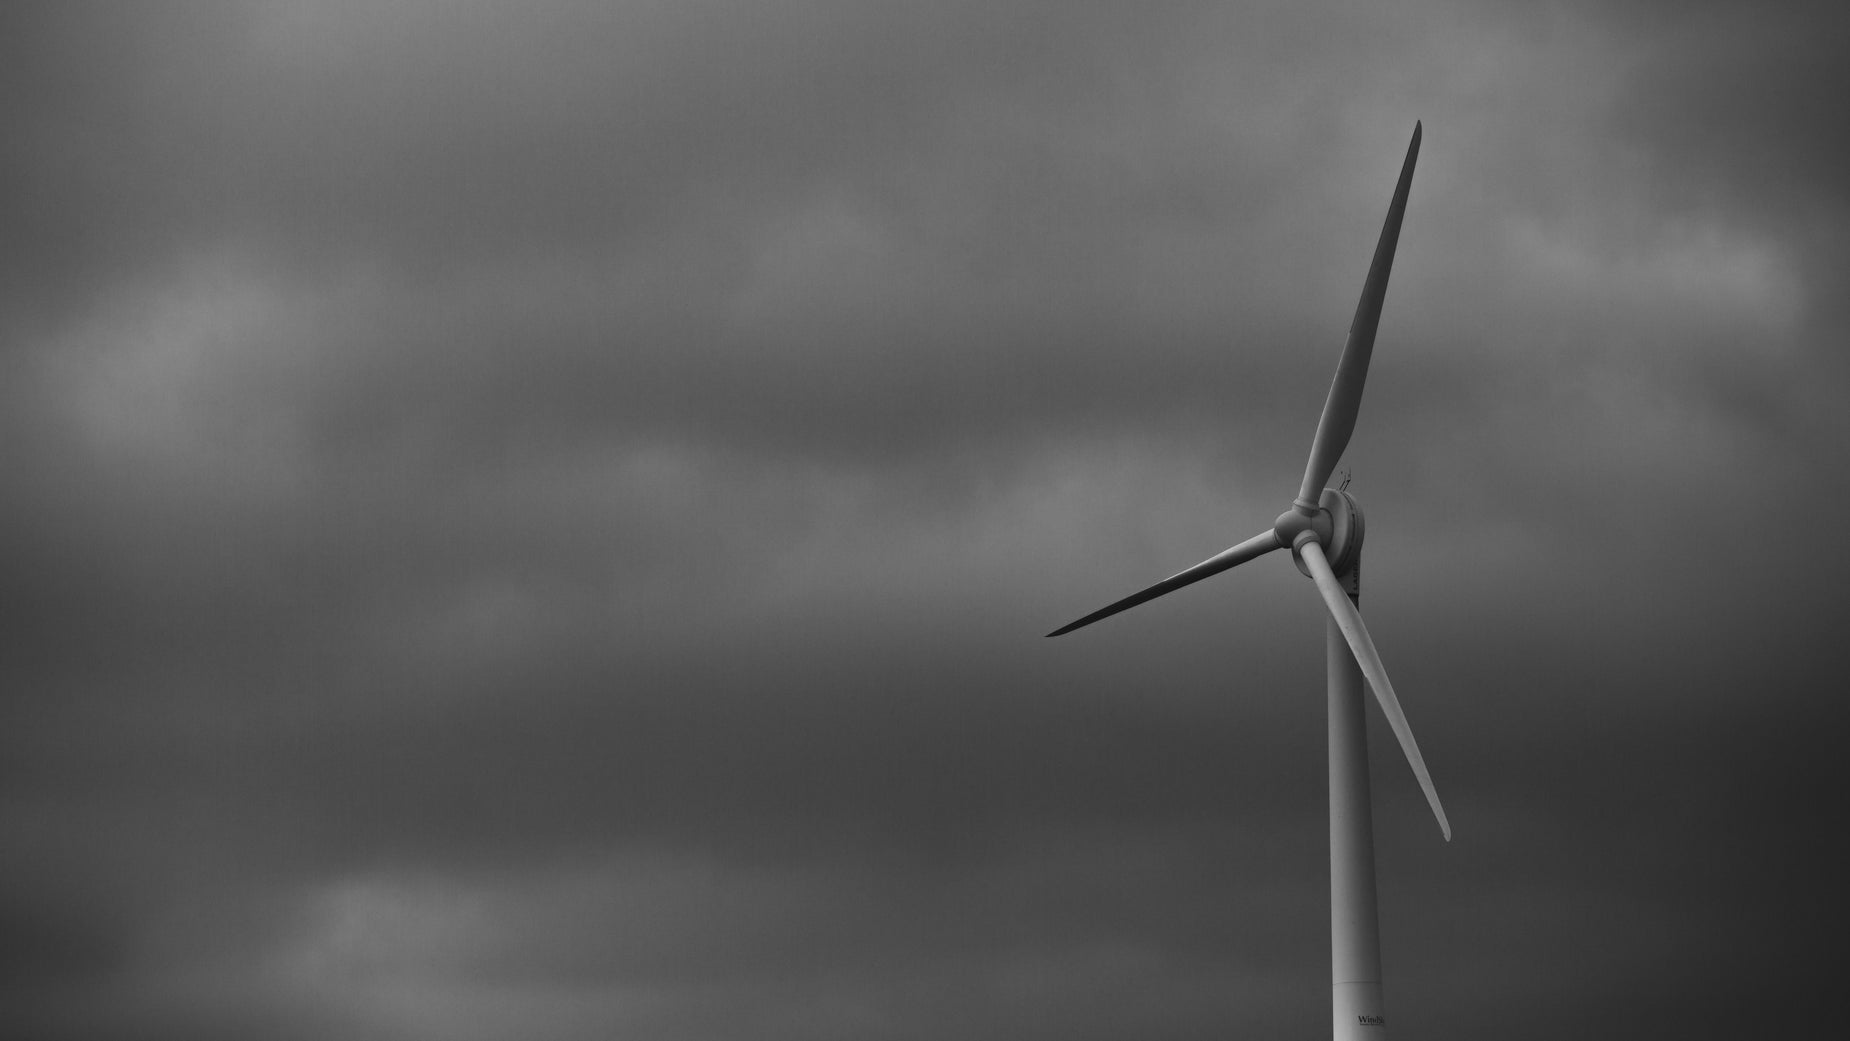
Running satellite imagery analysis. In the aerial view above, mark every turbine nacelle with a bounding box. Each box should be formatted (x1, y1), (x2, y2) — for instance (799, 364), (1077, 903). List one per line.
(1282, 488), (1365, 582)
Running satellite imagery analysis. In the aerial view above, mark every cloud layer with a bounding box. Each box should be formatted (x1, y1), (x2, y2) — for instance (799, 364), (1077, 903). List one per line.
(4, 2), (1845, 1038)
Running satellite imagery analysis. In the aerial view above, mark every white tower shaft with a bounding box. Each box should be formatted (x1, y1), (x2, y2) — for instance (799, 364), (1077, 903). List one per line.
(1329, 562), (1388, 1040)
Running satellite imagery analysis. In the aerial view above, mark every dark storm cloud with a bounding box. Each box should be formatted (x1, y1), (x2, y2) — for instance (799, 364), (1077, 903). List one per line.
(4, 1), (1846, 1039)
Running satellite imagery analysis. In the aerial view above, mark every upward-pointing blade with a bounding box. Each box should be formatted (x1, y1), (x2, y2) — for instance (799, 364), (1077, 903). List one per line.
(1297, 539), (1451, 840)
(1296, 122), (1421, 509)
(1046, 530), (1281, 637)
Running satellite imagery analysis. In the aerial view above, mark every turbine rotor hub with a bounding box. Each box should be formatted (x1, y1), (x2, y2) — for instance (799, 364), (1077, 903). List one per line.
(1280, 488), (1366, 579)
(1273, 505), (1331, 549)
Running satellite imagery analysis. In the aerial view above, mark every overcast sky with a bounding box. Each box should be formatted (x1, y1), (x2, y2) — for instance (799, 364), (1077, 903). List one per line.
(4, 2), (1846, 1039)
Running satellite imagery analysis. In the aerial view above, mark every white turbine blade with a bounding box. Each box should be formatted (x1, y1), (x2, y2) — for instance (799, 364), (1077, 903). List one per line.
(1047, 530), (1282, 637)
(1297, 539), (1451, 840)
(1296, 122), (1421, 508)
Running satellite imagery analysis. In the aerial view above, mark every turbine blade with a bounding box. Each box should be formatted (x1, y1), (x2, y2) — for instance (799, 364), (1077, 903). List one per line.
(1046, 530), (1281, 637)
(1297, 539), (1451, 840)
(1296, 122), (1421, 508)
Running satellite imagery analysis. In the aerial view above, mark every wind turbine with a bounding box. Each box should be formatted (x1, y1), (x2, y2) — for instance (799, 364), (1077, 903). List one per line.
(1047, 122), (1444, 1041)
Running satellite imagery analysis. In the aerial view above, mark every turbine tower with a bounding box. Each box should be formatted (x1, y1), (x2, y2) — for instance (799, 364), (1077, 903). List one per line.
(1047, 123), (1444, 1041)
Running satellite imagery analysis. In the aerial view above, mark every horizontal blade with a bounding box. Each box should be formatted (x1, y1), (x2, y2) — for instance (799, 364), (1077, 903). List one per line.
(1297, 121), (1421, 508)
(1297, 538), (1451, 840)
(1046, 530), (1281, 637)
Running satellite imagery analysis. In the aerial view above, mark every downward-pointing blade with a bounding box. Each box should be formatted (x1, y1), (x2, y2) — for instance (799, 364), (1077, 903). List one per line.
(1046, 530), (1281, 637)
(1297, 539), (1451, 840)
(1296, 122), (1421, 508)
